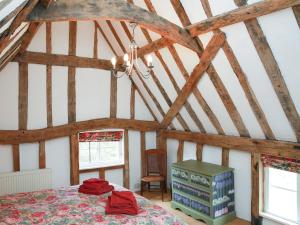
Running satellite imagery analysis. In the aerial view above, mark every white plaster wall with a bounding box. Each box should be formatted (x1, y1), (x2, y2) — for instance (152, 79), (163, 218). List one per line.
(0, 21), (156, 192)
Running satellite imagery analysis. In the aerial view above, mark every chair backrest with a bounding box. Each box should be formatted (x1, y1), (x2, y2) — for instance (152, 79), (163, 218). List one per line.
(145, 149), (166, 176)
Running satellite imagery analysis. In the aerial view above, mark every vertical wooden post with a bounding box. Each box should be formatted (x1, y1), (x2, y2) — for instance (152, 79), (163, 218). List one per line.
(70, 134), (79, 185)
(18, 62), (28, 130)
(123, 129), (130, 188)
(177, 140), (184, 162)
(12, 144), (20, 172)
(222, 148), (230, 167)
(251, 152), (261, 225)
(141, 131), (146, 177)
(110, 71), (117, 118)
(68, 21), (77, 123)
(196, 143), (203, 161)
(46, 22), (52, 128)
(93, 21), (98, 59)
(39, 141), (46, 169)
(130, 84), (135, 119)
(157, 130), (167, 190)
(99, 168), (105, 179)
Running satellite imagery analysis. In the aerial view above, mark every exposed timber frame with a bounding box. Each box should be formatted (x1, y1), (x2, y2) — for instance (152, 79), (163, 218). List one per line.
(26, 0), (200, 53)
(0, 118), (159, 144)
(186, 0), (300, 37)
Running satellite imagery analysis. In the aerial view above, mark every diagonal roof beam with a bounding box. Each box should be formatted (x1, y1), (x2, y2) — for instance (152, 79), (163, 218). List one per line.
(0, 0), (39, 53)
(160, 33), (226, 128)
(116, 37), (173, 63)
(187, 0), (300, 37)
(26, 0), (200, 53)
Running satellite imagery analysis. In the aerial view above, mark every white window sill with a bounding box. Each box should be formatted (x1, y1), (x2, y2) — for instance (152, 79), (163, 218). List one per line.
(260, 212), (299, 225)
(80, 162), (124, 170)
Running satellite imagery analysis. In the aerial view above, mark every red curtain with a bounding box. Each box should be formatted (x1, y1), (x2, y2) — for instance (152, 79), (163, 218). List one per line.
(261, 154), (300, 173)
(79, 131), (123, 142)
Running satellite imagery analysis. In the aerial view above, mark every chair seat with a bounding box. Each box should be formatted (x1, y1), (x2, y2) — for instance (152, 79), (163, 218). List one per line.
(141, 175), (165, 182)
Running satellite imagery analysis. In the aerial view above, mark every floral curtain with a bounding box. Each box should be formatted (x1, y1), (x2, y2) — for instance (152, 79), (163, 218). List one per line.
(79, 131), (123, 142)
(261, 154), (300, 173)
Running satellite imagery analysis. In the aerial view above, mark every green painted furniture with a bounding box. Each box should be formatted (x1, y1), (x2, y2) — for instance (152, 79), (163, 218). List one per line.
(171, 160), (236, 225)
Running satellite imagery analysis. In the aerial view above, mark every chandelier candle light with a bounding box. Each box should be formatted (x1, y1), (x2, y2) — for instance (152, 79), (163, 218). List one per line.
(111, 22), (154, 79)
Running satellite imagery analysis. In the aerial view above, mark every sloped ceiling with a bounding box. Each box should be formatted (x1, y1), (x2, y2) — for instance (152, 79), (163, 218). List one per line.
(1, 0), (300, 143)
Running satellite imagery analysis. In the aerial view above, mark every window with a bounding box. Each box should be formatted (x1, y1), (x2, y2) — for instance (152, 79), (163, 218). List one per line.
(263, 167), (300, 225)
(79, 130), (124, 170)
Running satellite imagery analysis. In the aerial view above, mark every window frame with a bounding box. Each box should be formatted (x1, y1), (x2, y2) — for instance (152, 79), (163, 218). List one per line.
(78, 129), (125, 170)
(262, 167), (300, 225)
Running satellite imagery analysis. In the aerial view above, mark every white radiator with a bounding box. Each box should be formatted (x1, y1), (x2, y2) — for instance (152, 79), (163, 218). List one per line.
(0, 169), (52, 196)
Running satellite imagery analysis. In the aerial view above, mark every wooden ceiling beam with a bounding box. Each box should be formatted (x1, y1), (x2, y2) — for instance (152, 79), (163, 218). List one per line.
(0, 118), (160, 144)
(187, 0), (300, 37)
(14, 51), (125, 71)
(141, 0), (206, 133)
(162, 130), (300, 159)
(171, 0), (250, 137)
(26, 0), (200, 53)
(160, 33), (226, 128)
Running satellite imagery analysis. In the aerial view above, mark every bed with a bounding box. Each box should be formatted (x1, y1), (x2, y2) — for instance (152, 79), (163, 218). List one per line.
(0, 184), (187, 225)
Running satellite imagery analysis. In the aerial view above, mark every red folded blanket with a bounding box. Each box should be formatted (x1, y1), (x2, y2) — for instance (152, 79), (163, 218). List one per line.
(110, 191), (138, 208)
(79, 184), (114, 195)
(105, 191), (139, 215)
(81, 182), (109, 190)
(83, 178), (108, 185)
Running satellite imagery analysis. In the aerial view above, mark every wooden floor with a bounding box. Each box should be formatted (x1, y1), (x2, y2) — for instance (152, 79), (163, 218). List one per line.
(138, 190), (250, 225)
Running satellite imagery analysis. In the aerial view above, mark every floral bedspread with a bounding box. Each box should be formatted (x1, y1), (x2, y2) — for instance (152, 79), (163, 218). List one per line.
(0, 185), (187, 225)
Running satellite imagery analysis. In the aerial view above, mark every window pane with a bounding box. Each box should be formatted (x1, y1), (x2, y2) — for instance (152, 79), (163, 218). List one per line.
(90, 142), (100, 162)
(268, 186), (297, 222)
(265, 167), (298, 223)
(269, 168), (297, 191)
(79, 142), (90, 163)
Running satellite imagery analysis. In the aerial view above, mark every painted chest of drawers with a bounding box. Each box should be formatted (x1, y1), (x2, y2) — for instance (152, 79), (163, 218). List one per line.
(171, 160), (236, 225)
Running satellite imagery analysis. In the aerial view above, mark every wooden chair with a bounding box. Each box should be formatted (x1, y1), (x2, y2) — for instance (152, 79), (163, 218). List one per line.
(140, 149), (167, 201)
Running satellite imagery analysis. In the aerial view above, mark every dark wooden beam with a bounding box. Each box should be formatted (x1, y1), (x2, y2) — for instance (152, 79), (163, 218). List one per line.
(251, 152), (261, 225)
(160, 33), (226, 128)
(177, 140), (184, 162)
(12, 144), (20, 172)
(222, 148), (230, 167)
(27, 0), (200, 53)
(196, 143), (203, 161)
(39, 141), (46, 169)
(70, 134), (79, 185)
(162, 130), (300, 159)
(18, 22), (42, 54)
(130, 85), (135, 119)
(18, 62), (28, 130)
(141, 131), (146, 177)
(187, 0), (300, 37)
(68, 21), (77, 123)
(46, 22), (53, 128)
(123, 129), (130, 188)
(14, 51), (125, 71)
(110, 72), (117, 118)
(0, 118), (159, 144)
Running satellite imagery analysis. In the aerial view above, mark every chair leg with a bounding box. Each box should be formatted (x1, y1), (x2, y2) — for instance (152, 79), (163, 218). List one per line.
(141, 181), (143, 196)
(165, 180), (167, 193)
(148, 182), (150, 191)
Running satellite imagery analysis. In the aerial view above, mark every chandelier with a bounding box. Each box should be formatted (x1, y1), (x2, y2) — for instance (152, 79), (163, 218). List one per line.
(111, 22), (154, 79)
